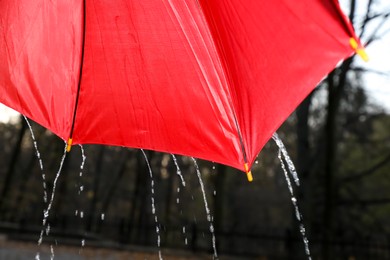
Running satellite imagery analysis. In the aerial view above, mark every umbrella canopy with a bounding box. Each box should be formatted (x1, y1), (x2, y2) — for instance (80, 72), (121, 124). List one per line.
(0, 0), (365, 175)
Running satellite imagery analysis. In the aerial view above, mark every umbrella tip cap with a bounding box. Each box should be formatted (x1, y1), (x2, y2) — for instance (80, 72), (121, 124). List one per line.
(349, 38), (369, 62)
(246, 171), (253, 182)
(66, 138), (73, 152)
(244, 163), (253, 182)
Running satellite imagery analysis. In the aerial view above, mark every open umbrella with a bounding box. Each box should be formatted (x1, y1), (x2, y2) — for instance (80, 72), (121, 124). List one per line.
(0, 0), (366, 180)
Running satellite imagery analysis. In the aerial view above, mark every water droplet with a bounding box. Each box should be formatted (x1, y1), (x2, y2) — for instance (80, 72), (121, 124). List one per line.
(45, 224), (50, 235)
(101, 213), (105, 220)
(209, 224), (214, 233)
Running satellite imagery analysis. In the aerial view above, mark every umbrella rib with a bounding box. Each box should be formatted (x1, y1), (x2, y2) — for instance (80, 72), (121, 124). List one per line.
(194, 1), (252, 178)
(67, 0), (87, 152)
(232, 115), (253, 181)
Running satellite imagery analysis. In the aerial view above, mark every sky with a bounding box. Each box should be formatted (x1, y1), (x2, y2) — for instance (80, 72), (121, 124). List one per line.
(0, 1), (389, 123)
(340, 0), (390, 110)
(0, 105), (19, 124)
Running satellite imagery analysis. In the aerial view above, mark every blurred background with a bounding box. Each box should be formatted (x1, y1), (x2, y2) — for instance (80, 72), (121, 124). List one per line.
(0, 0), (389, 259)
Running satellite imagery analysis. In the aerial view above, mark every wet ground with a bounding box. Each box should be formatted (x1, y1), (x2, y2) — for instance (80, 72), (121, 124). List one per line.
(0, 236), (213, 260)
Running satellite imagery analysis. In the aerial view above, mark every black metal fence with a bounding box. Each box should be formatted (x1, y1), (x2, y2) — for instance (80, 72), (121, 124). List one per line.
(1, 217), (390, 259)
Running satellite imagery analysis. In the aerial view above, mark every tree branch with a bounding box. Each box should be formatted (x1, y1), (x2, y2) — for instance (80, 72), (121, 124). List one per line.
(350, 67), (390, 77)
(338, 198), (390, 206)
(340, 153), (390, 184)
(358, 0), (373, 38)
(365, 12), (390, 45)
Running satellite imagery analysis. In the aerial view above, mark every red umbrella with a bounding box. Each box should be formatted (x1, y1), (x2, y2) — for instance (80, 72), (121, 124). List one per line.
(0, 0), (366, 180)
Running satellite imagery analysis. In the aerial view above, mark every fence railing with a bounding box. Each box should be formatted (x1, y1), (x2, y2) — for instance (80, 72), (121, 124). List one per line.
(0, 218), (389, 259)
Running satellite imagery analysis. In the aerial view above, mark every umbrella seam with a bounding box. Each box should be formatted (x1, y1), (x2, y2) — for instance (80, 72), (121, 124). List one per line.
(69, 0), (87, 141)
(194, 0), (249, 169)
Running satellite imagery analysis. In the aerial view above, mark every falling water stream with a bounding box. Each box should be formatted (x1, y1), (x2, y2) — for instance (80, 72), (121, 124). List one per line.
(24, 116), (46, 203)
(171, 154), (188, 245)
(171, 154), (186, 187)
(24, 115), (308, 259)
(36, 144), (67, 260)
(272, 133), (300, 186)
(272, 133), (312, 260)
(78, 145), (87, 177)
(141, 149), (163, 260)
(191, 157), (218, 259)
(38, 144), (67, 244)
(77, 145), (87, 249)
(24, 116), (69, 260)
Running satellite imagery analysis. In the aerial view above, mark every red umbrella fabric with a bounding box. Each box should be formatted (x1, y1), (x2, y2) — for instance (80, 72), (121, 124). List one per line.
(0, 0), (365, 176)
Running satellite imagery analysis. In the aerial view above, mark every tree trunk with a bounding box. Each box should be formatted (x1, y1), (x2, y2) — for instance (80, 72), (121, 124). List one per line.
(0, 116), (27, 219)
(322, 59), (353, 259)
(99, 149), (131, 232)
(162, 157), (176, 244)
(86, 146), (105, 232)
(128, 150), (152, 244)
(213, 163), (227, 252)
(294, 92), (313, 259)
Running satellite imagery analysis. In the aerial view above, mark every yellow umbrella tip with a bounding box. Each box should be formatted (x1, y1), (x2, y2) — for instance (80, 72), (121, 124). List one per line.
(66, 138), (73, 152)
(244, 163), (253, 182)
(246, 171), (253, 182)
(349, 38), (369, 62)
